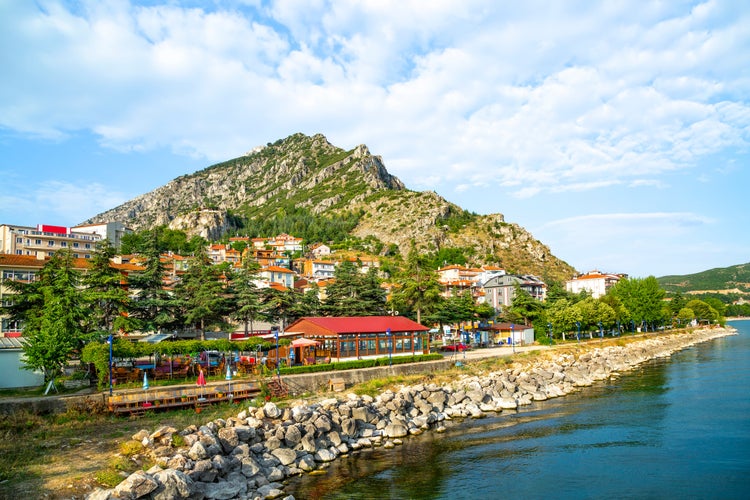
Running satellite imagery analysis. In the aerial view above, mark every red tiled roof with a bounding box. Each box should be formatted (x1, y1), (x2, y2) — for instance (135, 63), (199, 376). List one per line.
(286, 316), (429, 336)
(265, 265), (294, 273)
(0, 254), (91, 270)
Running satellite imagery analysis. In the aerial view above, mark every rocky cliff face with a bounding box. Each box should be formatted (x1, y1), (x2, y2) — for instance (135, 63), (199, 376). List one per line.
(84, 133), (575, 281)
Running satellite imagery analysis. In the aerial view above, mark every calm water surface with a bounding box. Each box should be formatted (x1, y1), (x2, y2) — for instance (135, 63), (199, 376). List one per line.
(287, 322), (750, 499)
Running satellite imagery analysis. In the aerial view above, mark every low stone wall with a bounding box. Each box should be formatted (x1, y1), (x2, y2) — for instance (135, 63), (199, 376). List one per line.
(88, 327), (735, 500)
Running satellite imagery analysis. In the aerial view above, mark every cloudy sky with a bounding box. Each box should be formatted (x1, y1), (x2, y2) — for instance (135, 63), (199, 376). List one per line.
(1, 0), (748, 278)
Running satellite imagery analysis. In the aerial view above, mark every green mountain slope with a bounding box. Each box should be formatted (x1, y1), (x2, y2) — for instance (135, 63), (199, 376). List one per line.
(657, 263), (750, 294)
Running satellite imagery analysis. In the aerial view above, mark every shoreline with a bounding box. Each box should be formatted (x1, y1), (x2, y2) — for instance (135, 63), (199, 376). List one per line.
(90, 326), (737, 500)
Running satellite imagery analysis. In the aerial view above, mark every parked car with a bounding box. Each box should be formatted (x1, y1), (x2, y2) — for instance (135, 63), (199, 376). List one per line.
(440, 343), (470, 352)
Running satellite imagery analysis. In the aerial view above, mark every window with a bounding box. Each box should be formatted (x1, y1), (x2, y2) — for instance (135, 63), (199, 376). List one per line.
(85, 243), (91, 249)
(16, 237), (22, 243)
(48, 240), (54, 246)
(61, 241), (67, 247)
(35, 239), (41, 245)
(73, 242), (79, 248)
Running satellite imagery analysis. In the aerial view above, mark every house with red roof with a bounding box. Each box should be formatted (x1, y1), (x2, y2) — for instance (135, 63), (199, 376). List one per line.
(284, 316), (431, 362)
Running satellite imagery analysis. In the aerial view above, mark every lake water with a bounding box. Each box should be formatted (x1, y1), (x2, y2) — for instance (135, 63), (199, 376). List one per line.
(287, 321), (750, 499)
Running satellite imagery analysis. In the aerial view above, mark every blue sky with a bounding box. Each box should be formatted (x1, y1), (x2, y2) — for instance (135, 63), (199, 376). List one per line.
(1, 0), (748, 278)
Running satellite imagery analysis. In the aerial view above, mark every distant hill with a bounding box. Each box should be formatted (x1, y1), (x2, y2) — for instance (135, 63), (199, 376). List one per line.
(84, 133), (576, 282)
(657, 263), (750, 295)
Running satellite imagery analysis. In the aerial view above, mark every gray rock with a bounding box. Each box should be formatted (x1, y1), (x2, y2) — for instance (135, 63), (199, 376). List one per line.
(188, 458), (217, 482)
(297, 454), (317, 471)
(241, 456), (262, 477)
(256, 483), (286, 499)
(203, 479), (245, 500)
(187, 441), (209, 461)
(383, 422), (409, 438)
(263, 402), (282, 419)
(151, 468), (193, 500)
(113, 470), (159, 499)
(218, 427), (239, 453)
(314, 448), (336, 462)
(271, 447), (297, 466)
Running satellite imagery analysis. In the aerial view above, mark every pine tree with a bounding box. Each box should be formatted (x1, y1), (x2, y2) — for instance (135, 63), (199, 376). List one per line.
(10, 250), (89, 383)
(83, 239), (130, 335)
(127, 230), (179, 333)
(229, 260), (264, 336)
(322, 260), (386, 316)
(393, 247), (443, 324)
(175, 247), (229, 340)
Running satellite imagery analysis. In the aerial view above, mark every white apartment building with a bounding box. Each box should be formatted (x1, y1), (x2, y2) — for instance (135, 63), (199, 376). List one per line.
(0, 222), (130, 259)
(0, 224), (101, 259)
(566, 270), (626, 298)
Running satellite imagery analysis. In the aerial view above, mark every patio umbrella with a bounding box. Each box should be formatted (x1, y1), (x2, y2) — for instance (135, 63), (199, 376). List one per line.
(225, 364), (233, 398)
(291, 337), (319, 347)
(143, 372), (150, 408)
(197, 368), (206, 401)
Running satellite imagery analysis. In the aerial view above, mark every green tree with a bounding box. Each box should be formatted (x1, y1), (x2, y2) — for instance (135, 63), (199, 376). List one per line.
(261, 286), (299, 329)
(127, 230), (179, 333)
(322, 260), (386, 316)
(393, 247), (443, 324)
(676, 307), (695, 326)
(702, 297), (726, 319)
(83, 239), (131, 335)
(547, 298), (582, 339)
(229, 260), (264, 336)
(506, 286), (543, 325)
(175, 247), (230, 340)
(668, 291), (688, 316)
(685, 299), (719, 324)
(609, 276), (666, 331)
(10, 251), (89, 383)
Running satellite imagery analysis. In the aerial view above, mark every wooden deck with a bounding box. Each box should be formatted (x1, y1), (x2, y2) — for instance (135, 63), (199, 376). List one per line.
(106, 380), (261, 415)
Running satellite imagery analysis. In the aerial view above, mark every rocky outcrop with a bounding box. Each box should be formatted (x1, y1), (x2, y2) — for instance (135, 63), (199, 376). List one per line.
(89, 328), (734, 500)
(80, 132), (576, 281)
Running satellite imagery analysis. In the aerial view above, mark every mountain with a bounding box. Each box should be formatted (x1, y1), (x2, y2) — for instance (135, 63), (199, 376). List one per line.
(657, 263), (750, 296)
(84, 133), (575, 282)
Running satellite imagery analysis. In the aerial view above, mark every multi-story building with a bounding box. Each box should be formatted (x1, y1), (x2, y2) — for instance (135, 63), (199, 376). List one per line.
(259, 265), (296, 289)
(299, 259), (336, 280)
(483, 274), (547, 312)
(0, 223), (102, 259)
(437, 264), (482, 298)
(70, 222), (130, 249)
(566, 270), (626, 298)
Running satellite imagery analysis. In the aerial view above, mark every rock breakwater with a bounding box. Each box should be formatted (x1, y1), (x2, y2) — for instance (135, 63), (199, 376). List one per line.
(89, 327), (735, 500)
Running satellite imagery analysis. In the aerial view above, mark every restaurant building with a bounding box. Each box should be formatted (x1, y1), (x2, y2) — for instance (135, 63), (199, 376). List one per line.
(284, 316), (431, 362)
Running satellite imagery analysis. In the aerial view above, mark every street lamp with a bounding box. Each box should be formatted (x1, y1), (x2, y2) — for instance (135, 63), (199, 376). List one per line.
(272, 326), (280, 378)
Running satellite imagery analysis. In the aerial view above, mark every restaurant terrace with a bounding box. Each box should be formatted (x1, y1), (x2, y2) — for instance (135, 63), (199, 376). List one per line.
(284, 316), (431, 363)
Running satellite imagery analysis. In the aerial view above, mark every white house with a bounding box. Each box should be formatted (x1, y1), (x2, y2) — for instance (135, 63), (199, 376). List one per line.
(566, 270), (626, 298)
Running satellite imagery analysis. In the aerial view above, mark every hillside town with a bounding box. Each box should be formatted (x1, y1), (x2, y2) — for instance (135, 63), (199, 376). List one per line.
(0, 221), (627, 331)
(6, 219), (725, 397)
